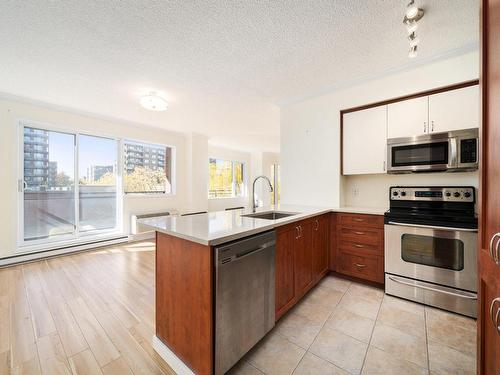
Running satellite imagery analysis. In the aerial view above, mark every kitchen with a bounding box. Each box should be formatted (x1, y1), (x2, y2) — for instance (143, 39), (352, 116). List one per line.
(0, 1), (498, 375)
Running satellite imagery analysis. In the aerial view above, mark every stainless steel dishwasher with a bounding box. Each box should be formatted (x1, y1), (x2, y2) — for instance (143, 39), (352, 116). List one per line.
(215, 230), (276, 375)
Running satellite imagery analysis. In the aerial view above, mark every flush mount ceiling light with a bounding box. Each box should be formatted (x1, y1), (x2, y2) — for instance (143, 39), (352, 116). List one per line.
(140, 92), (168, 111)
(403, 0), (424, 58)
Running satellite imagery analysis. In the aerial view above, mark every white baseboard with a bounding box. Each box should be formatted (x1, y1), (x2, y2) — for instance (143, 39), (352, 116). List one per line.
(0, 236), (129, 267)
(128, 231), (155, 242)
(152, 335), (195, 375)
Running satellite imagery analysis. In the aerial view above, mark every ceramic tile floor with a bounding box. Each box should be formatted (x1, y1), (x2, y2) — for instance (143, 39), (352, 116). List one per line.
(228, 275), (477, 375)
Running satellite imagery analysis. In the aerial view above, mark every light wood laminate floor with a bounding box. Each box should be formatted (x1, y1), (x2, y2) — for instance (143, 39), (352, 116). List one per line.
(0, 241), (175, 375)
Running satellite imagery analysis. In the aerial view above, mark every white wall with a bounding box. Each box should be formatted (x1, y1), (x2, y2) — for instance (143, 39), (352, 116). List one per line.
(342, 172), (479, 208)
(0, 98), (188, 258)
(280, 51), (480, 208)
(185, 133), (209, 213)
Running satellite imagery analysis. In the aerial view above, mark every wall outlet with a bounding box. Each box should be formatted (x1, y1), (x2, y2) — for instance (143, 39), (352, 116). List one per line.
(352, 187), (359, 197)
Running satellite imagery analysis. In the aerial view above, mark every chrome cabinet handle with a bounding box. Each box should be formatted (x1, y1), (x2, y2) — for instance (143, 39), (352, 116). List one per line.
(489, 233), (500, 261)
(314, 220), (319, 231)
(495, 238), (500, 265)
(295, 226), (300, 240)
(353, 231), (365, 235)
(353, 218), (365, 222)
(353, 244), (364, 248)
(489, 297), (500, 333)
(496, 306), (500, 335)
(354, 263), (366, 268)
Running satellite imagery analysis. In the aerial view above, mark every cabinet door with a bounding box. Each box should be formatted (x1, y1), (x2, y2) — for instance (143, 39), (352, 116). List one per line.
(312, 215), (329, 281)
(343, 106), (387, 175)
(478, 1), (500, 373)
(294, 221), (313, 297)
(428, 85), (479, 133)
(275, 228), (295, 315)
(387, 96), (428, 139)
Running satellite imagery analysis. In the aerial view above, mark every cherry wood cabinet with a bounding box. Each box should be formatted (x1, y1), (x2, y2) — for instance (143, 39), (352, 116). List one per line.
(478, 1), (500, 373)
(294, 220), (314, 297)
(275, 225), (296, 313)
(312, 214), (330, 282)
(275, 214), (330, 320)
(335, 213), (384, 284)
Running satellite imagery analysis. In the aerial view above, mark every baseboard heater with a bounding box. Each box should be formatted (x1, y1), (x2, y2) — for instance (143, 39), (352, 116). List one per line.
(0, 236), (129, 267)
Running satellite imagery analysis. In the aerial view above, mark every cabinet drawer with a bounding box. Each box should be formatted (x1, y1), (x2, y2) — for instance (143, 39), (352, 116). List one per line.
(338, 252), (383, 283)
(337, 213), (383, 228)
(339, 240), (382, 256)
(338, 226), (382, 246)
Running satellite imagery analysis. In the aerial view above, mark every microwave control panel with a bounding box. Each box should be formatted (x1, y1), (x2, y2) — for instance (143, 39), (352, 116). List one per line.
(460, 138), (478, 164)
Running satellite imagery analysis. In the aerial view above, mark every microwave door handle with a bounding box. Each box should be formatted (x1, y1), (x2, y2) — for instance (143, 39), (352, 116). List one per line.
(387, 221), (478, 232)
(450, 138), (458, 167)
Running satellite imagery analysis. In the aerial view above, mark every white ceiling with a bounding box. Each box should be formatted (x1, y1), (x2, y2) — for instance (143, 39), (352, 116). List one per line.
(0, 1), (478, 152)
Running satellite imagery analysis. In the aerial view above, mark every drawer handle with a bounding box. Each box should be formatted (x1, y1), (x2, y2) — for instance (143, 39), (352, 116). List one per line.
(355, 263), (366, 268)
(353, 243), (364, 248)
(353, 218), (365, 222)
(490, 297), (500, 334)
(354, 231), (365, 235)
(314, 219), (319, 231)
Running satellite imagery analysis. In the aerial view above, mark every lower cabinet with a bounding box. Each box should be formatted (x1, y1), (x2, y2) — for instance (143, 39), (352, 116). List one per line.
(334, 213), (384, 284)
(275, 214), (330, 320)
(275, 212), (384, 320)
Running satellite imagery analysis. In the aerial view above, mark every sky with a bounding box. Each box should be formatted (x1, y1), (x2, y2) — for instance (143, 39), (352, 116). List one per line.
(48, 132), (117, 180)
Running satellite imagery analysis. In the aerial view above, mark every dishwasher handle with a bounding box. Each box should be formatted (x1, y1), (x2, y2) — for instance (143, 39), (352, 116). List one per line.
(218, 240), (275, 265)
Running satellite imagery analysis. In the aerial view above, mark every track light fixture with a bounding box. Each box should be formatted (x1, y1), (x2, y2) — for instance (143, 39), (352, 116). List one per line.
(403, 1), (424, 58)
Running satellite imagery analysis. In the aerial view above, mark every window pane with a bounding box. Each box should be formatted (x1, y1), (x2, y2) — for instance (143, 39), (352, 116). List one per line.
(401, 234), (464, 271)
(208, 158), (233, 198)
(23, 127), (75, 241)
(124, 141), (172, 193)
(234, 161), (244, 197)
(78, 135), (117, 233)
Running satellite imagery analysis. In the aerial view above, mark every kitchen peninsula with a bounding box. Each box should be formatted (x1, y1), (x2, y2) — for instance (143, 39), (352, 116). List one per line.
(140, 205), (386, 375)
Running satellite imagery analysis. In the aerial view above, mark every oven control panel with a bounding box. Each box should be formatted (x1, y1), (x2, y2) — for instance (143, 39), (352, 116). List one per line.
(390, 187), (475, 202)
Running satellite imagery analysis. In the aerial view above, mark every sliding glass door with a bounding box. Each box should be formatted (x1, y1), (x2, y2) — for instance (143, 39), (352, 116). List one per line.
(23, 127), (76, 241)
(20, 123), (120, 246)
(78, 135), (118, 233)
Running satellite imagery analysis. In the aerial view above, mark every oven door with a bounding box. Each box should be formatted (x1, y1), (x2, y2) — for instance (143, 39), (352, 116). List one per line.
(384, 223), (477, 292)
(387, 137), (455, 173)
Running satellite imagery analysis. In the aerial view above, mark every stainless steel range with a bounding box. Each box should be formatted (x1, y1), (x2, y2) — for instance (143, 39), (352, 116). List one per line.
(384, 186), (478, 318)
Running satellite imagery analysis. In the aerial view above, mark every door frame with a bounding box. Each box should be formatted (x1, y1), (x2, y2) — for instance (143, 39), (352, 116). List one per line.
(16, 119), (123, 251)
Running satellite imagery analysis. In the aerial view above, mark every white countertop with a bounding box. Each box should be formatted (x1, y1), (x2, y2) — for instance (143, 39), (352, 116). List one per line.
(139, 205), (387, 246)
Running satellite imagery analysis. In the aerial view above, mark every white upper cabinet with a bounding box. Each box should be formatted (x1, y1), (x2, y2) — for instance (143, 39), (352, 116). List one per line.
(428, 85), (479, 132)
(387, 96), (428, 139)
(343, 105), (387, 175)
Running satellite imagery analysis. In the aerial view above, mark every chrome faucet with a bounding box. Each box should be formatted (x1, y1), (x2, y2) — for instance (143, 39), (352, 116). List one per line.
(252, 175), (274, 212)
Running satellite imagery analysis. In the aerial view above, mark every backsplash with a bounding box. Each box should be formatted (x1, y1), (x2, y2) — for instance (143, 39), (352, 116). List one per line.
(341, 171), (479, 208)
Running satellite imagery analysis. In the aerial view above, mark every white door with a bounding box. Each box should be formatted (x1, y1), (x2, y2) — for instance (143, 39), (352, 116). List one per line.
(428, 85), (479, 133)
(387, 96), (428, 139)
(343, 105), (387, 175)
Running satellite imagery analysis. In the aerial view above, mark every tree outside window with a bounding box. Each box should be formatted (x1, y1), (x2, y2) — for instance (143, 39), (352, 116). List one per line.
(209, 158), (245, 198)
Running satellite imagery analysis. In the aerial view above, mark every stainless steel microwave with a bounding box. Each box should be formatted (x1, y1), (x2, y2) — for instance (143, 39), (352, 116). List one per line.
(387, 128), (478, 173)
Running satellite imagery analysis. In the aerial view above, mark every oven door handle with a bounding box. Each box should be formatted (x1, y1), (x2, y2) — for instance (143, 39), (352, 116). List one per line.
(387, 221), (478, 233)
(388, 276), (477, 300)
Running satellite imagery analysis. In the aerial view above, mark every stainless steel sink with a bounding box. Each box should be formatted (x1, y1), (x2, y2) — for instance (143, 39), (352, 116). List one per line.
(241, 211), (299, 220)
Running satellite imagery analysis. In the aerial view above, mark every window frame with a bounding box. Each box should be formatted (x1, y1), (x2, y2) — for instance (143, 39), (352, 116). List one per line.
(208, 157), (246, 199)
(122, 139), (176, 197)
(17, 119), (124, 250)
